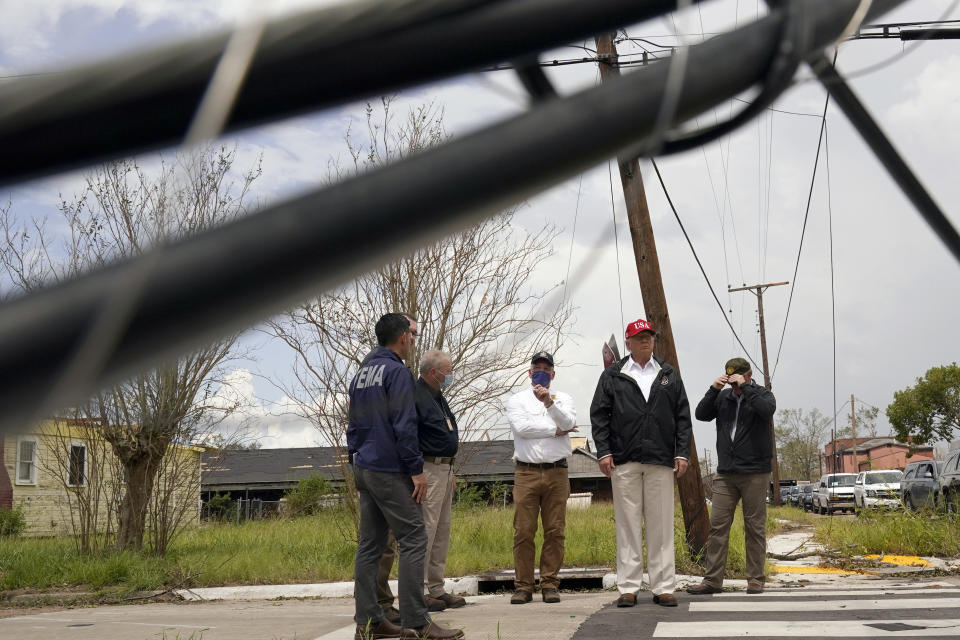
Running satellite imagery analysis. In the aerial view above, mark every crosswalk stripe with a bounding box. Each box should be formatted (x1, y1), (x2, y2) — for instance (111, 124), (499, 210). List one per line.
(690, 597), (960, 612)
(652, 619), (960, 637)
(712, 588), (960, 598)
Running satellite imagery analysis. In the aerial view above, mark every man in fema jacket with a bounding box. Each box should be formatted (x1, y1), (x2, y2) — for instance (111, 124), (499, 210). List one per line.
(590, 318), (691, 609)
(347, 313), (462, 640)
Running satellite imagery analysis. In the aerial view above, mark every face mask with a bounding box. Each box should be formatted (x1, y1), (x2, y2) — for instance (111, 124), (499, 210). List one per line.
(531, 370), (552, 388)
(440, 372), (454, 390)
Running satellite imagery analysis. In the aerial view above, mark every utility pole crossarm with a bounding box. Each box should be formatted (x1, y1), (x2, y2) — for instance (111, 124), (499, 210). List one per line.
(727, 281), (789, 294)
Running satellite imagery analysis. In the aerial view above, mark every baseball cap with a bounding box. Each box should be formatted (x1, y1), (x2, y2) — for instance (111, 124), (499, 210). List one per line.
(725, 357), (751, 376)
(530, 351), (554, 366)
(625, 318), (656, 338)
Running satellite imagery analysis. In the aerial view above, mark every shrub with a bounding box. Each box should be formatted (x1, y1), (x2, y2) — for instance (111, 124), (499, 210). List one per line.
(206, 492), (236, 521)
(454, 481), (484, 507)
(0, 503), (26, 537)
(285, 473), (334, 517)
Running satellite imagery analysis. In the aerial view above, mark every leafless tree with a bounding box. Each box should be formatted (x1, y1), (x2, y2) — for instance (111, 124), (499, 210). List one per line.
(776, 408), (831, 481)
(265, 100), (574, 524)
(0, 146), (260, 552)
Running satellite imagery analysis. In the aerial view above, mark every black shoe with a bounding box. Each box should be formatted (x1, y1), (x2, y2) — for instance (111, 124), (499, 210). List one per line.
(510, 589), (532, 604)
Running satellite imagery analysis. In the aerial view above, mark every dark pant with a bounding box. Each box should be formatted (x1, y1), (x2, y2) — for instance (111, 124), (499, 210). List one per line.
(512, 466), (569, 592)
(376, 530), (397, 608)
(354, 467), (429, 629)
(703, 472), (769, 586)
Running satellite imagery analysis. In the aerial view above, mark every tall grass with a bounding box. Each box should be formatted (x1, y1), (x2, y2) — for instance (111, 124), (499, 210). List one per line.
(0, 501), (782, 594)
(814, 508), (960, 557)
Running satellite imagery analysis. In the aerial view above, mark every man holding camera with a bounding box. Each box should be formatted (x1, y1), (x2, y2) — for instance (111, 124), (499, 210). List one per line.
(687, 357), (776, 595)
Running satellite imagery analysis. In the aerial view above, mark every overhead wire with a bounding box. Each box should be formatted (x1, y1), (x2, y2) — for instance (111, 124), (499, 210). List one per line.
(607, 160), (626, 330)
(650, 157), (764, 374)
(771, 52), (836, 381)
(826, 118), (839, 469)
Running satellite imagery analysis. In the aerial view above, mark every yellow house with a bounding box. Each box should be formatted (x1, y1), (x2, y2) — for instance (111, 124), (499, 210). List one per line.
(1, 419), (202, 537)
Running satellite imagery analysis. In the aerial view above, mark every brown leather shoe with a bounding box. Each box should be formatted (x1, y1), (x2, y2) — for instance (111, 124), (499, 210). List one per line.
(383, 606), (402, 625)
(615, 592), (637, 607)
(653, 592), (678, 607)
(355, 618), (402, 640)
(686, 582), (722, 595)
(541, 587), (561, 603)
(425, 596), (447, 612)
(400, 621), (465, 639)
(510, 589), (532, 604)
(436, 593), (466, 608)
(746, 581), (764, 594)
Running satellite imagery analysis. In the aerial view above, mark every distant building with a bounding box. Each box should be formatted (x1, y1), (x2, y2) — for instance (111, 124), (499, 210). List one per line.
(823, 437), (935, 473)
(201, 440), (611, 503)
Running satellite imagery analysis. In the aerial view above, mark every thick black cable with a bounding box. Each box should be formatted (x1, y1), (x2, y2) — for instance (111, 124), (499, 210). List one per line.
(649, 158), (764, 375)
(811, 54), (960, 264)
(0, 0), (903, 429)
(0, 0), (698, 187)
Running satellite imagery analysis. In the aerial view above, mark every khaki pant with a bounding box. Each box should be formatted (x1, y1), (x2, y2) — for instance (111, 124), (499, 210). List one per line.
(611, 461), (676, 595)
(702, 472), (768, 587)
(422, 460), (455, 597)
(512, 465), (569, 592)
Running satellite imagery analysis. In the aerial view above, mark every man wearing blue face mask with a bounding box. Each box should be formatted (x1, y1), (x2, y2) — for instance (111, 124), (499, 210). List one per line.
(507, 351), (578, 605)
(414, 349), (464, 612)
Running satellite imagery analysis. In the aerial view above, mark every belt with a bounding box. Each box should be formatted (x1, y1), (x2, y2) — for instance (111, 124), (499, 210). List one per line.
(516, 459), (567, 469)
(423, 455), (455, 465)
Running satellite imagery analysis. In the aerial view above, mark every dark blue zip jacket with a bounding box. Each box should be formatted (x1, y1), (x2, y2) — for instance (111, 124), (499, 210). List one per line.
(346, 346), (423, 475)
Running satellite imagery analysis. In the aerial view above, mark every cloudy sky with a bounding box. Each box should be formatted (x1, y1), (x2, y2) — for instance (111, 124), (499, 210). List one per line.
(1, 0), (958, 461)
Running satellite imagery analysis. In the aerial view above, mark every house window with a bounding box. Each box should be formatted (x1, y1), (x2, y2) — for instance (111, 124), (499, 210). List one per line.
(68, 442), (87, 487)
(16, 436), (38, 485)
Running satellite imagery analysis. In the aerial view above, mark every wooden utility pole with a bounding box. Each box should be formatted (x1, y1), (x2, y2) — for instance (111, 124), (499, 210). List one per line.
(595, 33), (709, 555)
(850, 394), (857, 472)
(728, 281), (788, 503)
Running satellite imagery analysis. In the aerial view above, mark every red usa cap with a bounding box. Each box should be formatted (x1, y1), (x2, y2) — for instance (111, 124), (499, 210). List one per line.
(625, 318), (656, 338)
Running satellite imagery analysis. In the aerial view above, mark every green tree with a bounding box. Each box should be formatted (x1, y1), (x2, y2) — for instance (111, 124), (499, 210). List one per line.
(285, 473), (334, 517)
(887, 363), (960, 444)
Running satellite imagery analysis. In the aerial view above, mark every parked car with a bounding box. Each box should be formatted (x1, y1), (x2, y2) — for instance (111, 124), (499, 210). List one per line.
(780, 486), (795, 506)
(800, 484), (815, 511)
(853, 469), (902, 511)
(937, 450), (960, 514)
(900, 459), (944, 510)
(814, 473), (857, 515)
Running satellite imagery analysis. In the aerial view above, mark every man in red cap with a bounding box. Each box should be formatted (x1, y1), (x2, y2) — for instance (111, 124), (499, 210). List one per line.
(590, 318), (691, 608)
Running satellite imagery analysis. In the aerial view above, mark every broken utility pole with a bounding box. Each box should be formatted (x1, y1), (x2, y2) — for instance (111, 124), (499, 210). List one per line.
(727, 280), (788, 503)
(595, 32), (709, 556)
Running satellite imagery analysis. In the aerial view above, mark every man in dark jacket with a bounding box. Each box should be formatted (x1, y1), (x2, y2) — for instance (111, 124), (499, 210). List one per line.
(687, 357), (776, 596)
(347, 313), (463, 640)
(415, 349), (465, 611)
(590, 318), (691, 609)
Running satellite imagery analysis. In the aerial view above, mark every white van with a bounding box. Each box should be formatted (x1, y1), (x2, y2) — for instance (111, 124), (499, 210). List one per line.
(814, 473), (857, 515)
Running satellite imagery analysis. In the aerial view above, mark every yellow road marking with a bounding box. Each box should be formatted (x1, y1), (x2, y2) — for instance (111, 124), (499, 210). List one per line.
(863, 554), (933, 567)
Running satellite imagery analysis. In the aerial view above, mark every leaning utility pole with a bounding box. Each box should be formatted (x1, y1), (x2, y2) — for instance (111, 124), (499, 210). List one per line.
(595, 33), (709, 555)
(728, 281), (788, 503)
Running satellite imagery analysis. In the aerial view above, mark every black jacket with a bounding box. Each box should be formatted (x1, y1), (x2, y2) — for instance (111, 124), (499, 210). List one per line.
(589, 356), (692, 467)
(414, 378), (459, 458)
(695, 381), (776, 474)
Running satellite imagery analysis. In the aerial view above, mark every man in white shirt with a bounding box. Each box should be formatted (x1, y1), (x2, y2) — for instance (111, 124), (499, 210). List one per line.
(506, 351), (577, 605)
(590, 318), (692, 609)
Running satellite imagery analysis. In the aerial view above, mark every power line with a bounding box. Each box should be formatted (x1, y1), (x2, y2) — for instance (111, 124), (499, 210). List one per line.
(771, 53), (835, 380)
(649, 157), (763, 373)
(607, 159), (626, 330)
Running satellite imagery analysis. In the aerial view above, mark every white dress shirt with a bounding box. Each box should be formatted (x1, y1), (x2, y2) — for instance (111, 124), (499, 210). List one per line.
(507, 387), (577, 464)
(621, 355), (661, 401)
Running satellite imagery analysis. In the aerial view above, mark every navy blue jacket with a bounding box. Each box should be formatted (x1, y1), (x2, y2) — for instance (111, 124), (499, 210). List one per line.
(346, 346), (423, 475)
(695, 381), (776, 474)
(415, 378), (459, 458)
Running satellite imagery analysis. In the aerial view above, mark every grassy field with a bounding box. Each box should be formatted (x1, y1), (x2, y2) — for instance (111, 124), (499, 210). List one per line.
(0, 501), (774, 595)
(813, 508), (960, 557)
